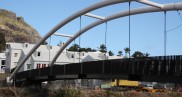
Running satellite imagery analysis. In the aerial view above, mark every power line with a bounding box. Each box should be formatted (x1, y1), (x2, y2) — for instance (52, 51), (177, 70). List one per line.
(176, 10), (182, 21)
(167, 24), (182, 32)
(167, 4), (182, 32)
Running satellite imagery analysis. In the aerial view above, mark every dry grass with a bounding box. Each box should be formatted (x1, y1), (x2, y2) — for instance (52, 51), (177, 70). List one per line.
(0, 87), (182, 97)
(0, 73), (11, 80)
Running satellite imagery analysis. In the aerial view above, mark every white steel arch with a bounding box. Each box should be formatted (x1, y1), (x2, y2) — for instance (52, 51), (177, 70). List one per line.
(9, 1), (182, 81)
(50, 2), (182, 67)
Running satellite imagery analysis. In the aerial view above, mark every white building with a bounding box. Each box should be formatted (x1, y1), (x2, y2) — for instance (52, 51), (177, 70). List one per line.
(0, 53), (6, 73)
(6, 43), (24, 72)
(5, 43), (122, 72)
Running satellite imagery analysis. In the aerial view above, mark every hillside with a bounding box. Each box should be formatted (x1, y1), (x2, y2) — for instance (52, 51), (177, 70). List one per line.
(0, 9), (41, 44)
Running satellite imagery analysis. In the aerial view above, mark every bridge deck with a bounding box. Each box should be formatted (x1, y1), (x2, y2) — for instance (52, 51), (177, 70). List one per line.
(15, 55), (182, 83)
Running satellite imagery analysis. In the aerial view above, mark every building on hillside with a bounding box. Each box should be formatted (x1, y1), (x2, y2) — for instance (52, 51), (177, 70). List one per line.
(0, 53), (6, 73)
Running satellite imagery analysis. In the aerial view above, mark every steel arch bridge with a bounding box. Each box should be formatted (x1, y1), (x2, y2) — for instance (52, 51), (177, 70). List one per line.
(9, 0), (182, 82)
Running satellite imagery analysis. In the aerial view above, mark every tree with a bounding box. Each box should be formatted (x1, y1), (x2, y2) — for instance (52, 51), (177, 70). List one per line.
(68, 44), (80, 52)
(86, 47), (96, 52)
(124, 47), (130, 58)
(68, 44), (97, 52)
(98, 44), (107, 53)
(118, 50), (123, 56)
(132, 51), (150, 58)
(132, 51), (144, 58)
(79, 47), (96, 52)
(108, 51), (114, 56)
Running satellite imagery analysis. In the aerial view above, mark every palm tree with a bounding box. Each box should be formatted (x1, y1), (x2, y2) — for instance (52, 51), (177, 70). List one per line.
(68, 44), (80, 51)
(124, 47), (130, 58)
(144, 52), (150, 57)
(118, 50), (123, 56)
(132, 51), (150, 58)
(98, 44), (107, 53)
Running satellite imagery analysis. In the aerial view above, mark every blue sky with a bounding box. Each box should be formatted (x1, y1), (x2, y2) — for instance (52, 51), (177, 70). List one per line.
(0, 0), (182, 56)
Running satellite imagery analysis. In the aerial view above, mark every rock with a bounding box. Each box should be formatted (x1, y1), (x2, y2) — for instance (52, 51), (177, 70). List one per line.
(17, 16), (24, 21)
